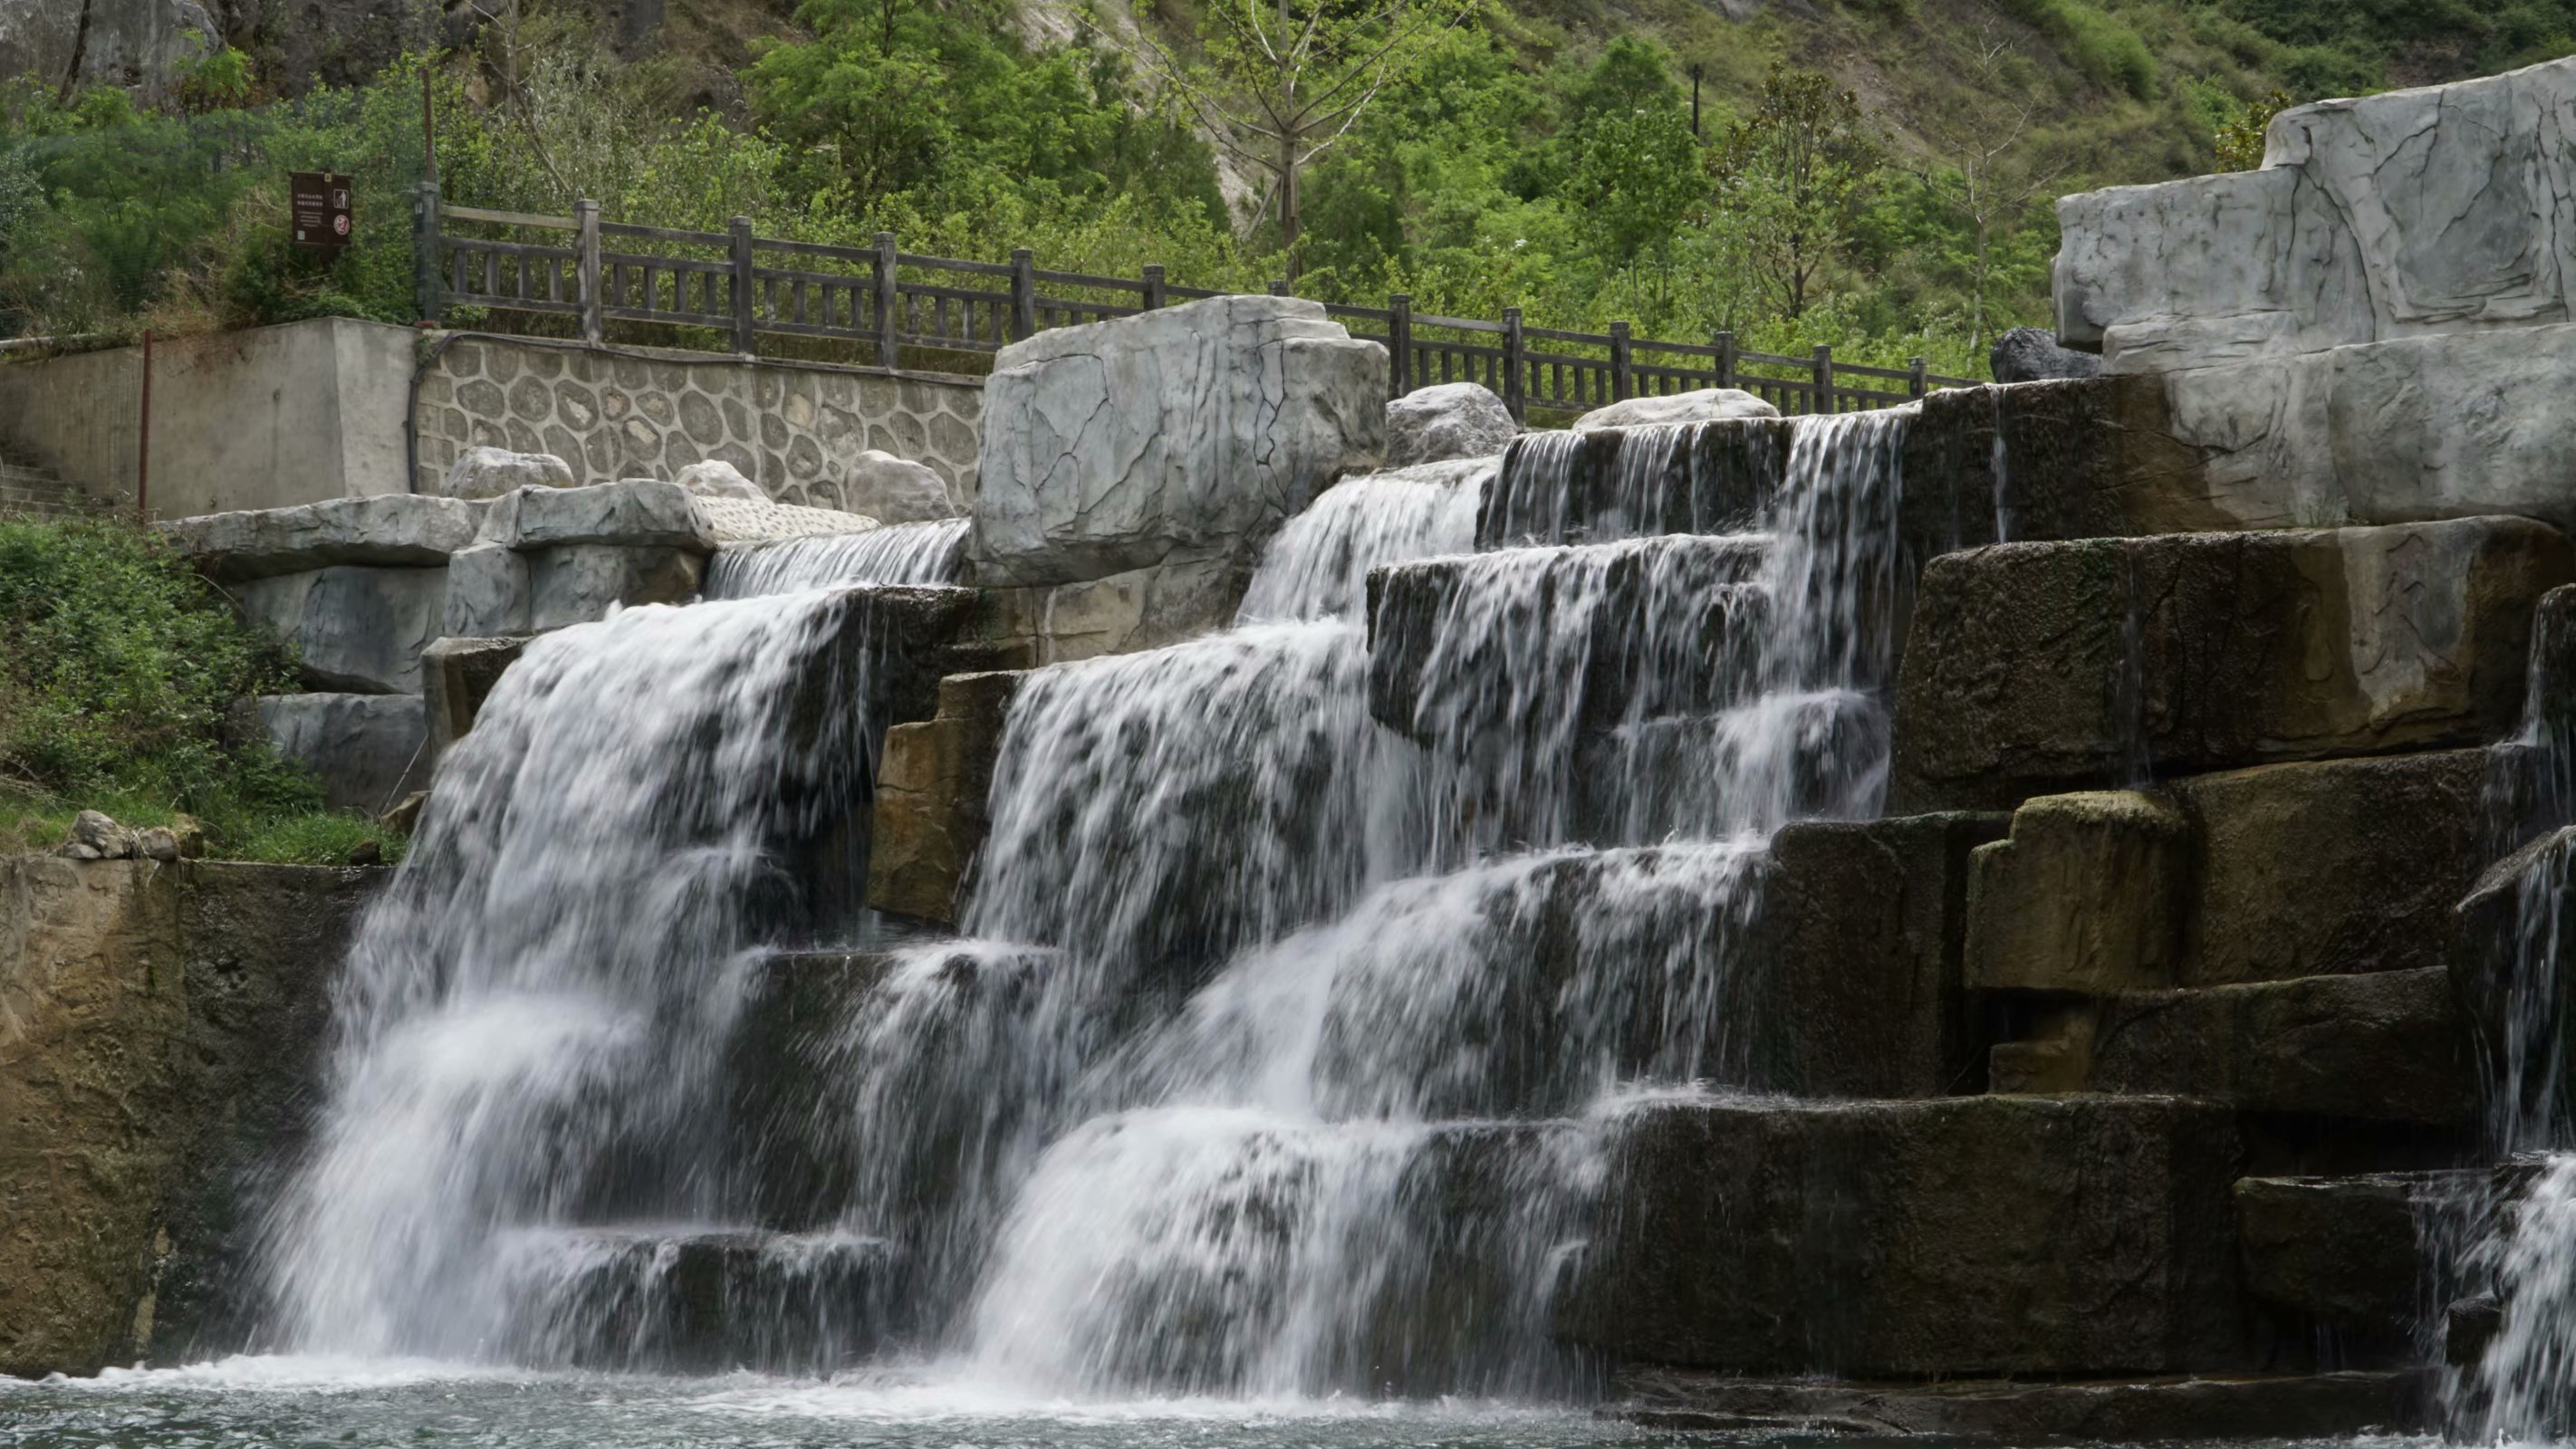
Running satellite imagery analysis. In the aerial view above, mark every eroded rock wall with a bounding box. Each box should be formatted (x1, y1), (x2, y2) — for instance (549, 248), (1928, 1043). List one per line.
(0, 858), (380, 1377)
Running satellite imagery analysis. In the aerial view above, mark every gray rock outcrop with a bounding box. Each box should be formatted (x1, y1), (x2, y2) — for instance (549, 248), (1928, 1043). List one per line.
(843, 450), (958, 523)
(256, 694), (430, 814)
(967, 294), (1387, 589)
(159, 494), (481, 581)
(441, 447), (576, 500)
(1572, 388), (1780, 430)
(2056, 55), (2576, 373)
(235, 564), (447, 695)
(1990, 326), (2101, 383)
(1386, 383), (1518, 466)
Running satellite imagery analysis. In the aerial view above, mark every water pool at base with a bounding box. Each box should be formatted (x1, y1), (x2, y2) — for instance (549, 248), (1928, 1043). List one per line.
(0, 1361), (1659, 1449)
(0, 1366), (2445, 1449)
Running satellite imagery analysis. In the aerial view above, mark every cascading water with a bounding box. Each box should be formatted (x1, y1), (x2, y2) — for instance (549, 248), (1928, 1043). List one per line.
(798, 410), (1918, 1397)
(255, 404), (1919, 1402)
(2437, 595), (2576, 1439)
(257, 586), (916, 1370)
(705, 518), (971, 598)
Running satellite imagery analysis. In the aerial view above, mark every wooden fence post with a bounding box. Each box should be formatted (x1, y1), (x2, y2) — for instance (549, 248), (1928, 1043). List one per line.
(874, 232), (899, 367)
(1142, 264), (1166, 311)
(413, 182), (445, 324)
(1389, 293), (1413, 399)
(1609, 321), (1632, 403)
(727, 216), (756, 356)
(1714, 331), (1735, 391)
(1812, 344), (1833, 415)
(1908, 356), (1928, 398)
(1501, 306), (1526, 420)
(574, 198), (602, 345)
(1009, 248), (1036, 341)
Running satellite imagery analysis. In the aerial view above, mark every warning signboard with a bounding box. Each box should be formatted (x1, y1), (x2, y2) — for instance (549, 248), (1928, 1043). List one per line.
(290, 172), (353, 251)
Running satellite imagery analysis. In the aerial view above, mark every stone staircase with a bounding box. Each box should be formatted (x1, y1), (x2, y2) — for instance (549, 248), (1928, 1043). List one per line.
(0, 447), (90, 519)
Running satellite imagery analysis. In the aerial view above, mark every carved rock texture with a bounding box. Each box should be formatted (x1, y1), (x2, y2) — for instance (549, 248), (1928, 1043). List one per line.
(2057, 55), (2576, 373)
(967, 295), (1387, 589)
(1385, 382), (1518, 465)
(1891, 518), (2575, 811)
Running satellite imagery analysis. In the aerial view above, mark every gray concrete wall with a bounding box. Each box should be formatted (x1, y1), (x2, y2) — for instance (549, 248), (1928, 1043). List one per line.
(0, 318), (418, 518)
(0, 322), (987, 521)
(413, 339), (985, 509)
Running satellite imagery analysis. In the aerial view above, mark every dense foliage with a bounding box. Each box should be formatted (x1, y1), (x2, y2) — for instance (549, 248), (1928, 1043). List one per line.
(0, 0), (2567, 378)
(0, 514), (389, 862)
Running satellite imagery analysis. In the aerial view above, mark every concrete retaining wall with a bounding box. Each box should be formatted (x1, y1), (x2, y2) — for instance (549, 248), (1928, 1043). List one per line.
(0, 321), (988, 521)
(0, 319), (418, 517)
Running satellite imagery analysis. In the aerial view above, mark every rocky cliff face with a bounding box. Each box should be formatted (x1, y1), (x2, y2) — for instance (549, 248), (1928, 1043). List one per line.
(0, 858), (380, 1377)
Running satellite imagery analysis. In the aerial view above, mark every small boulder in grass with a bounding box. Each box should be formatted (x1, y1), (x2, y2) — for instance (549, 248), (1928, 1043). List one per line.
(56, 810), (137, 860)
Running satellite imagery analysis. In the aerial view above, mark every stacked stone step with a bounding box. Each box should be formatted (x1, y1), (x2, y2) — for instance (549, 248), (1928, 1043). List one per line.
(0, 455), (91, 519)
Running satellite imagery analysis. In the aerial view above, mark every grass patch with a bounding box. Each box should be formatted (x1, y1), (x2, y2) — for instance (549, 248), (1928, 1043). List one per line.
(0, 513), (409, 866)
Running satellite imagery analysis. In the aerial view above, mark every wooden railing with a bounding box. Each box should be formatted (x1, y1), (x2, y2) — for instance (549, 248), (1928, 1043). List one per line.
(414, 186), (1978, 417)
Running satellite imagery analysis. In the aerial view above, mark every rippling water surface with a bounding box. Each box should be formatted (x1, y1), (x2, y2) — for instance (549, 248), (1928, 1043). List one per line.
(0, 1360), (1692, 1449)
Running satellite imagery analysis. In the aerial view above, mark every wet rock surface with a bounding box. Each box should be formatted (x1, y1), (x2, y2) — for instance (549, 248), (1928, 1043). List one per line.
(255, 693), (431, 815)
(1890, 518), (2573, 811)
(866, 671), (1026, 926)
(1609, 1365), (2434, 1438)
(1564, 1095), (2246, 1377)
(0, 859), (380, 1377)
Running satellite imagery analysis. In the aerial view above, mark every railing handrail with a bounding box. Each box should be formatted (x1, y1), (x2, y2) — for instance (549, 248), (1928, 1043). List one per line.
(414, 186), (1983, 417)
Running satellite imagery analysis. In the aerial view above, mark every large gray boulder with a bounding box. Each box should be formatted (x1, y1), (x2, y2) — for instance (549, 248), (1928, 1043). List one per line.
(1386, 383), (1517, 465)
(1991, 326), (2101, 383)
(843, 450), (958, 523)
(1572, 388), (1779, 430)
(235, 564), (447, 696)
(2056, 56), (2576, 372)
(256, 693), (430, 813)
(159, 494), (480, 581)
(441, 446), (575, 499)
(526, 545), (703, 632)
(967, 294), (1387, 589)
(506, 479), (713, 552)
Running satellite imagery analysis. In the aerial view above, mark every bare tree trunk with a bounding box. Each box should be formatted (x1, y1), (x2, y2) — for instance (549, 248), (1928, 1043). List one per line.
(1279, 130), (1302, 281)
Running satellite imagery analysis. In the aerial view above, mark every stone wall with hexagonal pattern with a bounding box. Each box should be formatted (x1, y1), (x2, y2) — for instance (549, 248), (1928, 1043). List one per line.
(412, 335), (984, 511)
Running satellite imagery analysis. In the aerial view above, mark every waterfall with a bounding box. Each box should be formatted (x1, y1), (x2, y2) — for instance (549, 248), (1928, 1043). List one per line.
(704, 519), (970, 598)
(257, 587), (910, 1367)
(801, 412), (1917, 1396)
(1235, 458), (1485, 623)
(2441, 596), (2576, 1438)
(257, 407), (1917, 1398)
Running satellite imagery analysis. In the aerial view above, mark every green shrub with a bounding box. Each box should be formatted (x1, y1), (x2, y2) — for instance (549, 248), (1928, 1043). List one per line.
(0, 513), (398, 862)
(1995, 0), (2158, 101)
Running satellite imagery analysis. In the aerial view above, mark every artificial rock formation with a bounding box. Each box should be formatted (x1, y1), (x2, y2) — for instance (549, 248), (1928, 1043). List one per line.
(255, 694), (430, 814)
(2055, 56), (2576, 373)
(1990, 325), (2102, 383)
(235, 564), (447, 695)
(966, 295), (1387, 591)
(1890, 517), (2574, 811)
(843, 449), (959, 523)
(159, 494), (481, 580)
(866, 670), (1025, 924)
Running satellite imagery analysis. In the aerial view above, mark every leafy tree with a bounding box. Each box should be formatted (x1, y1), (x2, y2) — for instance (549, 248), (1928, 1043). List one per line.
(1092, 0), (1482, 276)
(2213, 89), (2291, 171)
(1709, 64), (1880, 321)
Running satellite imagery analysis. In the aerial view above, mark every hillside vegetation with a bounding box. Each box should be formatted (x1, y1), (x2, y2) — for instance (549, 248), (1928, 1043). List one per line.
(0, 0), (2566, 379)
